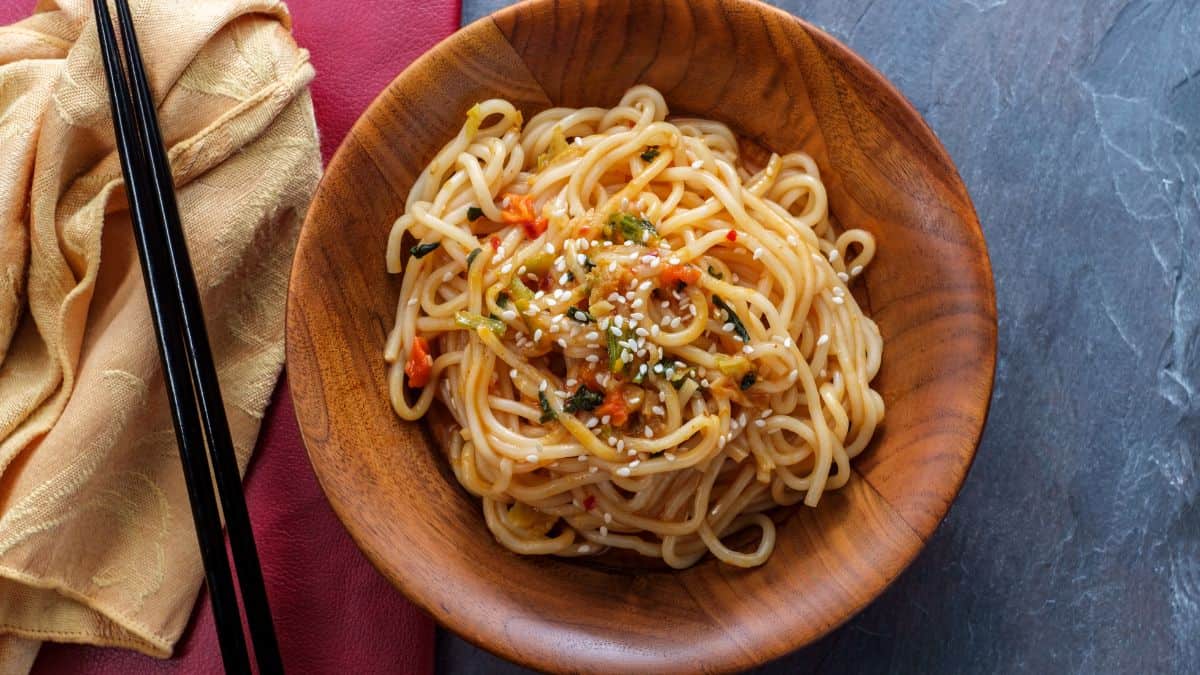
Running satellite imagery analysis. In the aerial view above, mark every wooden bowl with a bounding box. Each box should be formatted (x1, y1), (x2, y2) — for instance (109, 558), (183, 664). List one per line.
(286, 0), (997, 671)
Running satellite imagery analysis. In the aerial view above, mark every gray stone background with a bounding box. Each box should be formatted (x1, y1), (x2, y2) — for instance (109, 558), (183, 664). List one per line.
(444, 1), (1200, 672)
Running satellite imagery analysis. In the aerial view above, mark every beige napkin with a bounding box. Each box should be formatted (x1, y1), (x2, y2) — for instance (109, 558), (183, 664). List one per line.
(0, 0), (320, 665)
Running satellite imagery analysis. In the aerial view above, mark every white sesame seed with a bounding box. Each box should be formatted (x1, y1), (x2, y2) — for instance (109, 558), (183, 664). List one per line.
(407, 298), (419, 306)
(533, 329), (544, 341)
(754, 419), (766, 428)
(526, 454), (538, 462)
(629, 251), (639, 260)
(784, 337), (794, 348)
(559, 273), (571, 284)
(832, 286), (845, 297)
(585, 331), (600, 341)
(788, 368), (799, 380)
(606, 435), (617, 446)
(557, 338), (567, 348)
(496, 246), (506, 259)
(442, 271), (454, 281)
(817, 334), (830, 346)
(722, 322), (734, 332)
(700, 378), (710, 387)
(670, 317), (682, 328)
(668, 256), (681, 265)
(635, 327), (649, 337)
(576, 253), (587, 265)
(578, 544), (592, 553)
(616, 467), (631, 477)
(500, 263), (512, 274)
(650, 325), (660, 337)
(644, 426), (654, 438)
(608, 262), (618, 273)
(753, 247), (764, 260)
(828, 249), (839, 262)
(631, 298), (644, 309)
(742, 345), (753, 354)
(690, 160), (704, 169)
(501, 310), (517, 321)
(586, 354), (600, 363)
(718, 436), (727, 449)
(832, 296), (845, 304)
(787, 235), (800, 246)
(851, 265), (864, 276)
(586, 417), (599, 428)
(539, 380), (548, 392)
(658, 391), (667, 402)
(601, 415), (611, 424)
(811, 252), (823, 263)
(544, 242), (555, 254)
(652, 406), (665, 415)
(629, 460), (640, 468)
(603, 512), (612, 523)
(501, 196), (511, 208)
(837, 272), (850, 282)
(621, 197), (630, 210)
(600, 526), (609, 536)
(519, 266), (528, 276)
(665, 452), (676, 461)
(509, 369), (518, 379)
(590, 466), (598, 472)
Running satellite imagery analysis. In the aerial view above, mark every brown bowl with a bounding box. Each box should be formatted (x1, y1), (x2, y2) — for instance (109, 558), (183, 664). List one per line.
(285, 0), (997, 671)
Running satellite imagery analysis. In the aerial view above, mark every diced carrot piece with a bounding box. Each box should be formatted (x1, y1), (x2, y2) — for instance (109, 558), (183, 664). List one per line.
(404, 336), (433, 388)
(595, 389), (632, 427)
(659, 264), (701, 287)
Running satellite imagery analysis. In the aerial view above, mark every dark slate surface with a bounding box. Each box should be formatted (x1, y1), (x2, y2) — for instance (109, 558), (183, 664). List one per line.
(442, 1), (1200, 672)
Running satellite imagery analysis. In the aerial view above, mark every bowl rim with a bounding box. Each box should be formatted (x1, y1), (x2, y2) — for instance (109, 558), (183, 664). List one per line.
(286, 0), (998, 670)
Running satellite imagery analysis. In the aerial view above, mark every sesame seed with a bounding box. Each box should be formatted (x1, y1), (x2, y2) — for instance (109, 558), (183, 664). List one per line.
(601, 415), (611, 424)
(644, 427), (653, 438)
(658, 391), (667, 402)
(832, 296), (845, 304)
(753, 247), (764, 260)
(586, 354), (600, 363)
(603, 512), (612, 523)
(509, 369), (518, 379)
(722, 322), (734, 332)
(621, 197), (630, 210)
(632, 312), (645, 321)
(788, 369), (799, 380)
(526, 454), (538, 462)
(629, 251), (639, 260)
(742, 345), (753, 354)
(566, 378), (577, 387)
(668, 256), (681, 265)
(665, 452), (676, 461)
(811, 253), (823, 263)
(650, 325), (661, 337)
(586, 417), (599, 428)
(442, 271), (454, 281)
(501, 310), (517, 320)
(700, 378), (710, 387)
(832, 287), (845, 297)
(607, 435), (617, 446)
(576, 253), (587, 265)
(557, 338), (567, 348)
(608, 262), (618, 273)
(585, 331), (600, 341)
(500, 263), (513, 274)
(501, 196), (511, 208)
(828, 249), (839, 262)
(559, 273), (571, 284)
(787, 235), (799, 246)
(837, 272), (850, 282)
(635, 327), (650, 337)
(817, 334), (830, 346)
(578, 545), (592, 553)
(544, 242), (555, 254)
(652, 406), (665, 415)
(629, 460), (640, 468)
(638, 280), (652, 292)
(496, 246), (506, 258)
(539, 380), (548, 392)
(851, 265), (864, 276)
(590, 466), (598, 472)
(533, 329), (544, 341)
(616, 467), (631, 477)
(600, 526), (609, 536)
(690, 160), (704, 169)
(631, 298), (644, 309)
(784, 337), (794, 348)
(754, 419), (766, 428)
(616, 439), (625, 453)
(407, 298), (419, 306)
(670, 317), (682, 328)
(718, 436), (727, 449)
(519, 266), (528, 275)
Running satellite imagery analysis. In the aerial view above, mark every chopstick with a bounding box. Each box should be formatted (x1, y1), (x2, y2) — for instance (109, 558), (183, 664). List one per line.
(92, 1), (283, 672)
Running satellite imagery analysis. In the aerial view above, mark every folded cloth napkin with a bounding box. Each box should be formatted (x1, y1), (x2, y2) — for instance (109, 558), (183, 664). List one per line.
(0, 0), (321, 668)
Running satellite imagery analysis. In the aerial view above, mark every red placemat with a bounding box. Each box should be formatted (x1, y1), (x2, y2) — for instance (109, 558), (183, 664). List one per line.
(27, 0), (461, 672)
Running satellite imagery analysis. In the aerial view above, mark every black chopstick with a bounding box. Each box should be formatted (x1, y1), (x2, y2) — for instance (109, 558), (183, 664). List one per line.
(92, 1), (282, 672)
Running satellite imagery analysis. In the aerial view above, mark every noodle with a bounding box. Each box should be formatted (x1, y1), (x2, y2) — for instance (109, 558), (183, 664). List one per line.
(384, 86), (884, 568)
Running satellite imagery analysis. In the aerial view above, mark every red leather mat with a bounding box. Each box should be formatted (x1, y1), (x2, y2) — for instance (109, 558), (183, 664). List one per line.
(24, 0), (462, 672)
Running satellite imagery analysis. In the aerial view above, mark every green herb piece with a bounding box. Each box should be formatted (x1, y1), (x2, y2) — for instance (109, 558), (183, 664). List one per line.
(523, 252), (554, 276)
(538, 391), (557, 423)
(640, 146), (660, 162)
(410, 242), (440, 258)
(712, 294), (750, 343)
(455, 311), (506, 336)
(496, 291), (510, 308)
(567, 306), (594, 323)
(507, 277), (535, 311)
(739, 372), (757, 390)
(707, 265), (723, 280)
(714, 354), (752, 377)
(604, 212), (659, 245)
(582, 257), (596, 271)
(467, 247), (482, 267)
(467, 206), (485, 222)
(563, 385), (605, 413)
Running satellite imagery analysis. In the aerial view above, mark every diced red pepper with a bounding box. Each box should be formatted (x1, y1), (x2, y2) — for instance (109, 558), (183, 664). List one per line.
(500, 193), (548, 239)
(726, 229), (738, 242)
(660, 264), (701, 287)
(404, 336), (433, 388)
(595, 389), (632, 427)
(583, 495), (596, 510)
(489, 236), (501, 250)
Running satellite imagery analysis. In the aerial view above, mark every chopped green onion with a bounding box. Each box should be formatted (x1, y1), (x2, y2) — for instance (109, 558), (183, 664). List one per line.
(538, 391), (557, 423)
(467, 206), (485, 222)
(507, 277), (534, 311)
(455, 311), (506, 335)
(640, 146), (660, 162)
(712, 294), (750, 342)
(707, 265), (723, 280)
(605, 212), (658, 244)
(563, 385), (605, 413)
(410, 242), (440, 258)
(467, 247), (482, 267)
(606, 327), (624, 374)
(496, 291), (510, 308)
(740, 372), (757, 390)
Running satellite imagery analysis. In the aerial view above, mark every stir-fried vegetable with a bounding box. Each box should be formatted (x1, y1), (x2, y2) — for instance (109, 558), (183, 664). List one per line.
(563, 385), (605, 413)
(567, 306), (594, 323)
(606, 327), (624, 374)
(714, 354), (753, 377)
(404, 336), (433, 388)
(466, 247), (482, 267)
(538, 391), (557, 423)
(455, 311), (506, 336)
(523, 252), (554, 276)
(660, 264), (700, 289)
(501, 193), (548, 239)
(605, 212), (658, 244)
(712, 294), (750, 342)
(640, 146), (660, 162)
(410, 242), (440, 259)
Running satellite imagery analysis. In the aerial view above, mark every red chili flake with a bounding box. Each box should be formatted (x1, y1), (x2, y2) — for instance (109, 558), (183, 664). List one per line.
(489, 236), (501, 250)
(538, 273), (553, 292)
(583, 495), (597, 510)
(726, 229), (738, 242)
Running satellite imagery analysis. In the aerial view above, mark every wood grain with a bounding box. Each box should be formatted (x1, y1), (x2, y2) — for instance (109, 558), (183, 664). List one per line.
(286, 0), (997, 672)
